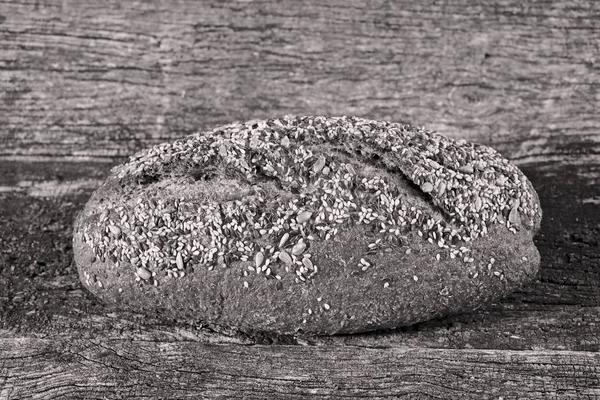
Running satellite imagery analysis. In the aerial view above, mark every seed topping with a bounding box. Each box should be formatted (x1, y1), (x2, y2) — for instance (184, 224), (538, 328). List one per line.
(291, 241), (307, 256)
(255, 251), (265, 268)
(82, 116), (540, 288)
(137, 267), (151, 280)
(278, 233), (290, 248)
(296, 211), (313, 224)
(278, 251), (293, 265)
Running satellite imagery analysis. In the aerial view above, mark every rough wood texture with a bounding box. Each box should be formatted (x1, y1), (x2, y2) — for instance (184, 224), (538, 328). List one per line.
(1, 0), (599, 398)
(1, 0), (598, 162)
(2, 338), (600, 399)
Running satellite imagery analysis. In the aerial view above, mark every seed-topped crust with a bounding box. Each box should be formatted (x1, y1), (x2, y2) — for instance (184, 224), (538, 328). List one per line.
(73, 115), (542, 335)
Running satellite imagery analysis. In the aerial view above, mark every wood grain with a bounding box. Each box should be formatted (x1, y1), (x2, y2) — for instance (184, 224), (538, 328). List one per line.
(1, 159), (598, 352)
(1, 0), (599, 164)
(1, 0), (599, 398)
(2, 338), (600, 399)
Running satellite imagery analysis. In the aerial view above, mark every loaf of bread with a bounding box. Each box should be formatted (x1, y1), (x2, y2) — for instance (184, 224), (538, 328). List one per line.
(73, 115), (542, 336)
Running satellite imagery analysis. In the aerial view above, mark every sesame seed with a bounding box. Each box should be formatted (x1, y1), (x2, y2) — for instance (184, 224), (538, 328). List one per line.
(383, 282), (389, 288)
(99, 210), (109, 222)
(91, 115), (537, 290)
(323, 303), (330, 310)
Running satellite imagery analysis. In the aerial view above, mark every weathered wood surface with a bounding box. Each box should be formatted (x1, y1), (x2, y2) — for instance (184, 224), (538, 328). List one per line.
(1, 0), (598, 162)
(2, 338), (600, 399)
(1, 0), (599, 398)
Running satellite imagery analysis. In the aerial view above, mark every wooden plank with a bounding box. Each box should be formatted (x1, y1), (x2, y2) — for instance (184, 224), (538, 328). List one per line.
(1, 338), (599, 399)
(1, 0), (598, 161)
(1, 158), (598, 351)
(1, 0), (599, 396)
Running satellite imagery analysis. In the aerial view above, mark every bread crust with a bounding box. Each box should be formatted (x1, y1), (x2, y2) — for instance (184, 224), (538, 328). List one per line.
(73, 115), (542, 335)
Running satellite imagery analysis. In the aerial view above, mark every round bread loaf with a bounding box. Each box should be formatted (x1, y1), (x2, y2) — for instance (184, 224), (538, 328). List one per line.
(73, 115), (542, 335)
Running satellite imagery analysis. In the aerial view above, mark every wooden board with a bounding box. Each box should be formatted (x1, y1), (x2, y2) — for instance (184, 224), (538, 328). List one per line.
(2, 338), (600, 399)
(1, 0), (599, 398)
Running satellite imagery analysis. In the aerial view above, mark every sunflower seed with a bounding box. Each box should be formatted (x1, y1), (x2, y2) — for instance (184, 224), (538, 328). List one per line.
(509, 206), (521, 225)
(459, 164), (474, 174)
(437, 181), (447, 196)
(291, 241), (307, 256)
(302, 257), (313, 269)
(137, 267), (151, 280)
(255, 251), (264, 268)
(278, 232), (290, 248)
(313, 156), (326, 173)
(421, 182), (434, 193)
(427, 159), (441, 169)
(296, 211), (313, 224)
(108, 225), (121, 236)
(219, 144), (228, 157)
(278, 250), (293, 265)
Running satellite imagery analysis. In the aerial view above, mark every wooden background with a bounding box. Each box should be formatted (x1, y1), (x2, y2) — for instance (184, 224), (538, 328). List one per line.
(1, 0), (599, 398)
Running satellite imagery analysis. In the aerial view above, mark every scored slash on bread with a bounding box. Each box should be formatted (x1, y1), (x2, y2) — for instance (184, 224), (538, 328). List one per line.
(73, 115), (542, 336)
